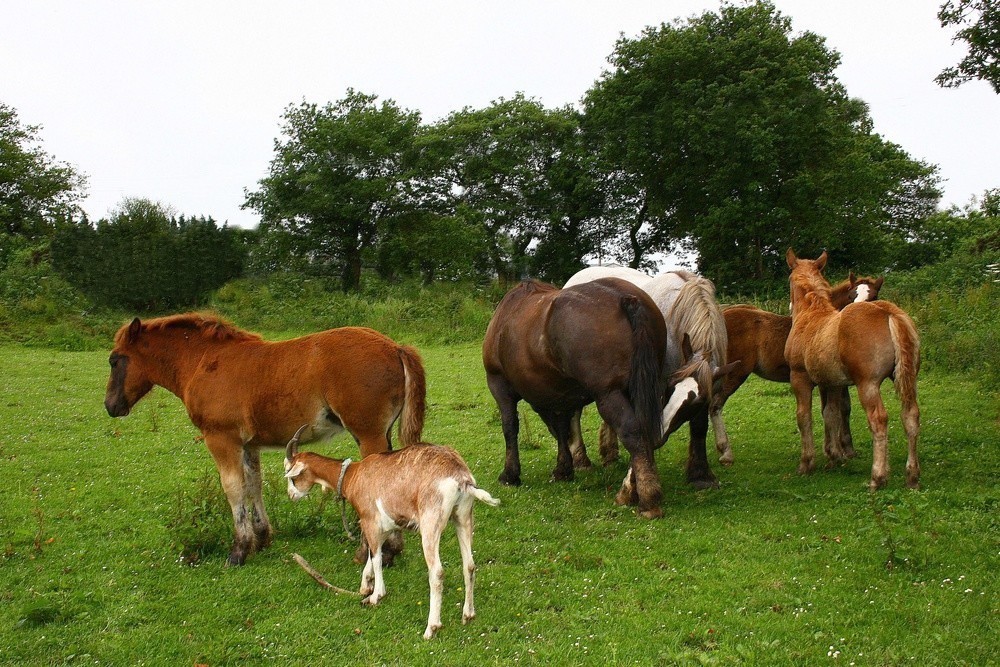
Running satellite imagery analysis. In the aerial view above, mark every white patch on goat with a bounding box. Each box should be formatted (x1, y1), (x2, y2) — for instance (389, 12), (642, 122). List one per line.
(853, 284), (870, 303)
(375, 499), (398, 533)
(661, 376), (700, 435)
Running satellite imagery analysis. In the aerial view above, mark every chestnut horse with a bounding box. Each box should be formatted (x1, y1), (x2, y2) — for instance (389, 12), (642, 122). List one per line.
(483, 278), (678, 517)
(713, 271), (884, 464)
(104, 313), (426, 565)
(784, 250), (920, 489)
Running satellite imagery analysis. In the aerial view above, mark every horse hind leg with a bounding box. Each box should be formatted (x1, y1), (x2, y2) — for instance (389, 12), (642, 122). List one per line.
(900, 386), (921, 489)
(686, 407), (718, 490)
(487, 373), (522, 486)
(539, 411), (574, 482)
(596, 392), (662, 518)
(790, 372), (816, 476)
(598, 420), (620, 466)
(820, 386), (847, 467)
(857, 382), (890, 490)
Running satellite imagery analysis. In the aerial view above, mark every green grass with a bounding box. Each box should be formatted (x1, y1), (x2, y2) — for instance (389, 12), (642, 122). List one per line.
(1, 343), (997, 665)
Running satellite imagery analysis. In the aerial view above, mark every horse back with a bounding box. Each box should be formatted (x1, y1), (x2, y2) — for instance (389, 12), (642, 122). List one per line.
(724, 305), (792, 382)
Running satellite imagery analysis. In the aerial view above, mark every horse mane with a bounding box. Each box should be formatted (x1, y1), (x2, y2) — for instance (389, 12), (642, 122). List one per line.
(118, 312), (262, 344)
(790, 264), (834, 306)
(669, 275), (728, 366)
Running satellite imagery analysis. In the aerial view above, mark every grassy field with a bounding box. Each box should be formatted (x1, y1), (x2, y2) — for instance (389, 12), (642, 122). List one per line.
(1, 342), (997, 665)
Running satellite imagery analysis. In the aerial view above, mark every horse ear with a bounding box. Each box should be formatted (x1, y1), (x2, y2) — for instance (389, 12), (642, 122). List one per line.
(127, 318), (142, 344)
(874, 276), (885, 292)
(848, 270), (857, 285)
(786, 248), (797, 269)
(714, 360), (741, 380)
(816, 251), (828, 271)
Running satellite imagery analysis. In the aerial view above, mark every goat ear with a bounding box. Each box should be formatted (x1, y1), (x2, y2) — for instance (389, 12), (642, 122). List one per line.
(284, 461), (306, 479)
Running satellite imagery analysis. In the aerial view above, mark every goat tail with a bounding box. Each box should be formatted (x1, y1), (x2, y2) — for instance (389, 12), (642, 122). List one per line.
(621, 294), (664, 448)
(887, 306), (920, 405)
(469, 486), (501, 507)
(397, 345), (427, 447)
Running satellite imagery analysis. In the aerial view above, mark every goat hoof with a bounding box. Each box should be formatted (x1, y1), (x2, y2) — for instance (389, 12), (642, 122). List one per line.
(423, 625), (441, 640)
(462, 613), (475, 625)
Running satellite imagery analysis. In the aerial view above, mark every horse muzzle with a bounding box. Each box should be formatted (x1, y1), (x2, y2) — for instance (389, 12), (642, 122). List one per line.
(105, 396), (131, 418)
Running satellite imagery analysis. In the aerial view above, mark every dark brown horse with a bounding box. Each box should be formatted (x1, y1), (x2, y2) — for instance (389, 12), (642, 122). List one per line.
(104, 313), (426, 565)
(785, 250), (920, 489)
(483, 278), (675, 517)
(713, 272), (884, 465)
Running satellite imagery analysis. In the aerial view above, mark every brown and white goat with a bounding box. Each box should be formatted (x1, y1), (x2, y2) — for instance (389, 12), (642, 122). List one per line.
(283, 427), (499, 640)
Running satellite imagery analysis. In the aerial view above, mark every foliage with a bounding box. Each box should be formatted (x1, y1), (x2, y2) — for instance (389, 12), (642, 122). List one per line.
(0, 345), (996, 664)
(936, 0), (1000, 92)
(425, 95), (600, 284)
(0, 102), (87, 263)
(50, 197), (247, 311)
(583, 1), (940, 290)
(244, 91), (422, 291)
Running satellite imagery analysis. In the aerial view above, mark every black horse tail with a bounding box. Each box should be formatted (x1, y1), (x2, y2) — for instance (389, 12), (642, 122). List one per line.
(621, 294), (663, 447)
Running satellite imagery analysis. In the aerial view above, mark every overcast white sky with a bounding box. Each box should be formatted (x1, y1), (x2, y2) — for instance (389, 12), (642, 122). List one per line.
(3, 1), (997, 229)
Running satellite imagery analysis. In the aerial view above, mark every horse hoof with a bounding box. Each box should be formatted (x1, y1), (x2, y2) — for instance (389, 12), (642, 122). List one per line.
(226, 551), (248, 567)
(638, 507), (664, 519)
(498, 472), (521, 486)
(550, 469), (574, 482)
(797, 462), (814, 476)
(869, 477), (888, 491)
(573, 457), (594, 471)
(690, 479), (718, 491)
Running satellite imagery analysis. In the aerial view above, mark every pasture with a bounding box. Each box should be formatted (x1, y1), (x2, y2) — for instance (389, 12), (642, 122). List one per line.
(1, 341), (997, 665)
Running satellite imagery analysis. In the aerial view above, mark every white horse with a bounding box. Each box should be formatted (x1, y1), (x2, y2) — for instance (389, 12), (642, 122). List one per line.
(563, 267), (735, 483)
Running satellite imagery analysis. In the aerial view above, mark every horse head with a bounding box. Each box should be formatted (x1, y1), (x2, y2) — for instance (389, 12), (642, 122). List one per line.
(786, 249), (833, 318)
(846, 271), (885, 304)
(660, 334), (740, 441)
(104, 317), (155, 417)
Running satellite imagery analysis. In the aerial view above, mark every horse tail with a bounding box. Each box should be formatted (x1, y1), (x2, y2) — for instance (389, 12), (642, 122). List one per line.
(397, 345), (427, 447)
(887, 306), (920, 404)
(621, 295), (664, 447)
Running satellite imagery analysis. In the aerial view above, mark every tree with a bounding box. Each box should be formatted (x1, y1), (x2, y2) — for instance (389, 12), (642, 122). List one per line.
(0, 102), (86, 266)
(427, 95), (598, 284)
(936, 0), (1000, 93)
(584, 1), (939, 289)
(51, 197), (246, 310)
(244, 91), (420, 291)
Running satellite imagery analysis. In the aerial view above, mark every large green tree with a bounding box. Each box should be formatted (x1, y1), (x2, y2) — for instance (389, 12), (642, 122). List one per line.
(0, 102), (86, 265)
(426, 95), (599, 284)
(937, 0), (1000, 93)
(584, 1), (939, 289)
(244, 91), (420, 291)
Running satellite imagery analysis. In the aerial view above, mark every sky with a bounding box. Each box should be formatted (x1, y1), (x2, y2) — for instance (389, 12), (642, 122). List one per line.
(3, 0), (997, 229)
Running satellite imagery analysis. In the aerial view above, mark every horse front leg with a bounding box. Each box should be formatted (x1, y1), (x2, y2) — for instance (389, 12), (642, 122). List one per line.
(686, 407), (718, 490)
(205, 432), (255, 566)
(487, 374), (522, 486)
(568, 409), (594, 470)
(540, 410), (574, 481)
(710, 394), (733, 467)
(838, 386), (857, 459)
(819, 386), (846, 466)
(597, 420), (620, 466)
(789, 371), (816, 476)
(242, 446), (272, 550)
